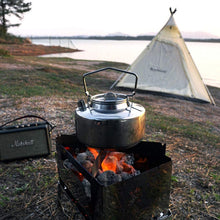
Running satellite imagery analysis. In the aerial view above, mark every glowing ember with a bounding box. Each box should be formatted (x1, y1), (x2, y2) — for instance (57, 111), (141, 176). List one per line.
(101, 155), (118, 173)
(87, 148), (137, 175)
(87, 147), (99, 159)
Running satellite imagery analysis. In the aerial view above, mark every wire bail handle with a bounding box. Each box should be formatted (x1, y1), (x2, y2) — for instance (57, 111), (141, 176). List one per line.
(82, 67), (138, 101)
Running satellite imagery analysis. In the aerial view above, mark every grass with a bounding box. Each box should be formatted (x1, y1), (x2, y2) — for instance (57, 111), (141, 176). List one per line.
(0, 63), (83, 97)
(141, 101), (220, 146)
(0, 57), (127, 98)
(0, 48), (11, 57)
(0, 194), (9, 207)
(0, 157), (58, 219)
(0, 33), (29, 44)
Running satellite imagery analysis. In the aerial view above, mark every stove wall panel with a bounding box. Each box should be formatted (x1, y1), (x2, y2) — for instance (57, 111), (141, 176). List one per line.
(56, 134), (172, 220)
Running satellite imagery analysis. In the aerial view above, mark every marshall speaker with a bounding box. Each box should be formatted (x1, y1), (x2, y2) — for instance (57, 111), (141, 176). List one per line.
(0, 115), (55, 161)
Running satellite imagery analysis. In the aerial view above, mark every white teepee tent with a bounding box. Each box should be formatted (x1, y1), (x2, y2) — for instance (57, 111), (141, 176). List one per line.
(115, 8), (215, 104)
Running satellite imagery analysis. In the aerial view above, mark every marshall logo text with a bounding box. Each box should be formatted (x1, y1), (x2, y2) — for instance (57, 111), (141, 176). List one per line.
(10, 139), (35, 148)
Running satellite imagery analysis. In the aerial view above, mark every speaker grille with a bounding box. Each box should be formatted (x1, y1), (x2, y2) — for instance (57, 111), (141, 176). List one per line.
(0, 123), (51, 161)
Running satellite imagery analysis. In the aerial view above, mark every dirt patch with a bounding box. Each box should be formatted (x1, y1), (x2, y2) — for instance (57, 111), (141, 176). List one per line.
(0, 62), (34, 70)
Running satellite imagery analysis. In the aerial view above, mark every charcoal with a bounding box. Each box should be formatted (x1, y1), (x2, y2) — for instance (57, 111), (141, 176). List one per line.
(85, 150), (95, 163)
(134, 169), (141, 176)
(120, 172), (133, 181)
(97, 170), (122, 186)
(122, 153), (135, 165)
(63, 159), (77, 171)
(82, 178), (91, 199)
(81, 160), (93, 173)
(76, 152), (88, 164)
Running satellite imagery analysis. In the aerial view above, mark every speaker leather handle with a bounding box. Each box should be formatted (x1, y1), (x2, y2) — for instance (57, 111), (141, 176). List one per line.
(0, 115), (55, 131)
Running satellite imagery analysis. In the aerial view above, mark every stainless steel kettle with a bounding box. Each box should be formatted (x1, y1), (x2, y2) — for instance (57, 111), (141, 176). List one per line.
(75, 67), (146, 149)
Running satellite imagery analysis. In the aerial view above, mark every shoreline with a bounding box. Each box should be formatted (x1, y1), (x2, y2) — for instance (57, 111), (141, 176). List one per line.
(0, 42), (80, 56)
(30, 35), (220, 43)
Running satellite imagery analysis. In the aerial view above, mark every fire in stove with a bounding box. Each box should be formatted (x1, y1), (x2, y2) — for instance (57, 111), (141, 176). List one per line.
(63, 146), (142, 198)
(80, 147), (140, 178)
(56, 134), (172, 220)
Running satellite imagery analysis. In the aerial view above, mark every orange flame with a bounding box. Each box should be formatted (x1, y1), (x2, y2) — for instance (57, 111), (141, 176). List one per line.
(87, 148), (136, 174)
(121, 161), (135, 174)
(101, 155), (118, 173)
(88, 147), (99, 159)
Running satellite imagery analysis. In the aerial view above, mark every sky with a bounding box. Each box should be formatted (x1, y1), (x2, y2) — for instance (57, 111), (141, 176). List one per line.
(9, 0), (220, 38)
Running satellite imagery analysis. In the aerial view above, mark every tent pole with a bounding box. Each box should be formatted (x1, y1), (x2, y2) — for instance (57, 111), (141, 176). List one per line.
(169, 7), (177, 15)
(110, 73), (125, 90)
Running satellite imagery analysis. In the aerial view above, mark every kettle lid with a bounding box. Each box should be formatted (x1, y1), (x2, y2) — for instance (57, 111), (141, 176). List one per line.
(91, 92), (129, 113)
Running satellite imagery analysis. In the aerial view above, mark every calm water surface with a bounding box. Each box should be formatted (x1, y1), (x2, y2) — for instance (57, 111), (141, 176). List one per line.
(32, 39), (220, 88)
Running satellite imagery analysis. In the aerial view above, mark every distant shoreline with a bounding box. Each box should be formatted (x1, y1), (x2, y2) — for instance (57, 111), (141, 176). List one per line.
(30, 35), (220, 43)
(0, 43), (79, 56)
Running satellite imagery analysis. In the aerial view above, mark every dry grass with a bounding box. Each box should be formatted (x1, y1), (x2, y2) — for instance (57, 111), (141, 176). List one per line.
(0, 43), (79, 56)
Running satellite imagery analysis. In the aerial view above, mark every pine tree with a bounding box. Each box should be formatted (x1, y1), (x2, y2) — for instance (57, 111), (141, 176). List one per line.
(0, 0), (31, 36)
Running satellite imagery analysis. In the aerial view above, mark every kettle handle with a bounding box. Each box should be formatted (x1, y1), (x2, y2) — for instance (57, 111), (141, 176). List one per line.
(83, 67), (138, 98)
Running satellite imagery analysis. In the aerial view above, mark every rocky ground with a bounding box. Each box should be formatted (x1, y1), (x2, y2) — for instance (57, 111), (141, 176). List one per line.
(0, 43), (219, 219)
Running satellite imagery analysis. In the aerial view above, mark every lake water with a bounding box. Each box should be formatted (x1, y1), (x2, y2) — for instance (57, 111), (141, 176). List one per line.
(31, 38), (220, 88)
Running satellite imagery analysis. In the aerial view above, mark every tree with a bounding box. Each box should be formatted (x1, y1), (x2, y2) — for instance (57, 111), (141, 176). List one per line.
(0, 0), (31, 36)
